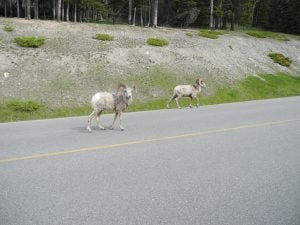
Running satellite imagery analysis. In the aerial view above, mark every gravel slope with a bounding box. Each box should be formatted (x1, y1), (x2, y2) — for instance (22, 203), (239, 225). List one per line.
(0, 18), (300, 106)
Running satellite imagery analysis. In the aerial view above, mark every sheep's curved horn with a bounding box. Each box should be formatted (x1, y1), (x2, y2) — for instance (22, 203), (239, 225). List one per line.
(118, 83), (127, 89)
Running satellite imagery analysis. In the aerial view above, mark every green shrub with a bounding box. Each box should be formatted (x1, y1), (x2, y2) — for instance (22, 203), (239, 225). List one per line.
(186, 32), (193, 37)
(6, 100), (43, 112)
(95, 33), (114, 41)
(147, 38), (169, 46)
(15, 36), (45, 48)
(4, 25), (14, 32)
(246, 31), (289, 41)
(198, 30), (225, 39)
(246, 31), (267, 38)
(268, 53), (292, 67)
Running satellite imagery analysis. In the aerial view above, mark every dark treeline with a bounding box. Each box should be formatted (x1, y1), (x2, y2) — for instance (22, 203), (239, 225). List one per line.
(0, 0), (299, 34)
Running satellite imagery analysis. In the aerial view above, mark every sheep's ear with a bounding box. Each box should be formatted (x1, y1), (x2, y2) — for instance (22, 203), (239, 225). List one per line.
(195, 79), (200, 84)
(132, 86), (137, 92)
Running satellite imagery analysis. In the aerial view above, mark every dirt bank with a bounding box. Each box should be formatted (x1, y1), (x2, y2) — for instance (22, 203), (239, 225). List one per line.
(1, 18), (299, 107)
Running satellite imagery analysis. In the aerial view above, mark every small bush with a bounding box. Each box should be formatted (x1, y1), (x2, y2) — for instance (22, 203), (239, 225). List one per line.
(198, 30), (225, 39)
(95, 33), (114, 41)
(186, 32), (193, 37)
(6, 100), (43, 112)
(4, 25), (14, 32)
(147, 38), (169, 47)
(246, 31), (289, 41)
(15, 36), (45, 48)
(246, 31), (267, 38)
(268, 53), (292, 67)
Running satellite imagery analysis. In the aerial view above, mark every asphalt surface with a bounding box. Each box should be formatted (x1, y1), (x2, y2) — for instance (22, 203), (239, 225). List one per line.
(1, 97), (300, 225)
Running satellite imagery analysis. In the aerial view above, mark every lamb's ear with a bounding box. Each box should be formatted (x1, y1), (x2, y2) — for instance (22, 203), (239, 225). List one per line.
(118, 83), (127, 89)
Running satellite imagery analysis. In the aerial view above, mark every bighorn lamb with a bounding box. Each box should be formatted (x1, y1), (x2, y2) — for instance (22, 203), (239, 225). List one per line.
(86, 84), (136, 132)
(167, 79), (206, 109)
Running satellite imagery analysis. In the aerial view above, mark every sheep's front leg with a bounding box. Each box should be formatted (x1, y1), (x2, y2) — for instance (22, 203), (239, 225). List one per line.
(109, 112), (118, 130)
(87, 111), (96, 132)
(118, 111), (124, 131)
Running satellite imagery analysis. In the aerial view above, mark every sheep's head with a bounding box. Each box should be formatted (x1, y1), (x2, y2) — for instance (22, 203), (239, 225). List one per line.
(118, 84), (136, 103)
(196, 79), (207, 88)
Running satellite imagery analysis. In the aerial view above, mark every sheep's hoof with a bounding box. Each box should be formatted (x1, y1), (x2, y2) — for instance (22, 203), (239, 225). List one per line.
(109, 127), (114, 130)
(120, 126), (125, 131)
(189, 105), (193, 108)
(99, 126), (106, 130)
(166, 104), (170, 108)
(87, 127), (92, 133)
(178, 107), (182, 109)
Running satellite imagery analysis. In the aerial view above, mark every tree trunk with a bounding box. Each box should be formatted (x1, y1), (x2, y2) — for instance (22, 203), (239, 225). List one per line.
(146, 0), (151, 27)
(132, 7), (136, 26)
(17, 0), (20, 17)
(10, 0), (12, 17)
(53, 0), (56, 19)
(4, 1), (7, 17)
(66, 0), (69, 21)
(210, 0), (214, 30)
(152, 0), (158, 27)
(140, 4), (143, 26)
(74, 0), (77, 22)
(128, 0), (132, 25)
(27, 0), (31, 19)
(230, 15), (234, 30)
(251, 0), (259, 26)
(57, 0), (61, 21)
(62, 0), (64, 21)
(34, 0), (38, 19)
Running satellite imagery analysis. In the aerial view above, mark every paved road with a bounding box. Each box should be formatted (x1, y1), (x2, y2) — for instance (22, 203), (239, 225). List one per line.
(1, 97), (300, 225)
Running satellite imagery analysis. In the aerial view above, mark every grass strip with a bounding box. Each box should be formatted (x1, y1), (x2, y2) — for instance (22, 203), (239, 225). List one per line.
(0, 73), (299, 122)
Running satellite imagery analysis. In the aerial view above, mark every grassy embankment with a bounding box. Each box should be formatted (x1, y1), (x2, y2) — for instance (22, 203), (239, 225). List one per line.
(0, 73), (299, 122)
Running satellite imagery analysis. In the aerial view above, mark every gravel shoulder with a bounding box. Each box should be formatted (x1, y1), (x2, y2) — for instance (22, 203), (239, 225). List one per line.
(1, 18), (300, 107)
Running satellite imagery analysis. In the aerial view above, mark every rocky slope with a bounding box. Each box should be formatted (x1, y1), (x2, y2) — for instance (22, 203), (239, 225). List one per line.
(0, 18), (299, 107)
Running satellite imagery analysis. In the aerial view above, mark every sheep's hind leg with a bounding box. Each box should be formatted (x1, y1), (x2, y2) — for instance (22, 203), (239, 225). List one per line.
(87, 111), (96, 132)
(109, 112), (118, 130)
(175, 97), (181, 109)
(189, 96), (194, 108)
(96, 110), (105, 130)
(166, 94), (177, 108)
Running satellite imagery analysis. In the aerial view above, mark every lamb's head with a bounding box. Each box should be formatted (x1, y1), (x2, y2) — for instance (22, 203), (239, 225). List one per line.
(196, 79), (207, 88)
(118, 84), (137, 104)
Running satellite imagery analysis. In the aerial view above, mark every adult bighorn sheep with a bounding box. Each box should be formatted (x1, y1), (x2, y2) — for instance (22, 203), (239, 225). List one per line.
(167, 79), (206, 109)
(86, 84), (136, 132)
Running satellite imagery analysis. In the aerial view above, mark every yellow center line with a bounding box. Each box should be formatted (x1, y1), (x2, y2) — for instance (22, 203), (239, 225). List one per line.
(0, 118), (299, 164)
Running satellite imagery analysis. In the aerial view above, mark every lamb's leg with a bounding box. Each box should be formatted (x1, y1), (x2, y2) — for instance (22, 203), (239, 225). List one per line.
(196, 97), (199, 107)
(118, 111), (124, 131)
(109, 111), (118, 130)
(87, 111), (96, 132)
(175, 97), (181, 109)
(166, 94), (177, 108)
(96, 110), (105, 130)
(189, 96), (194, 108)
